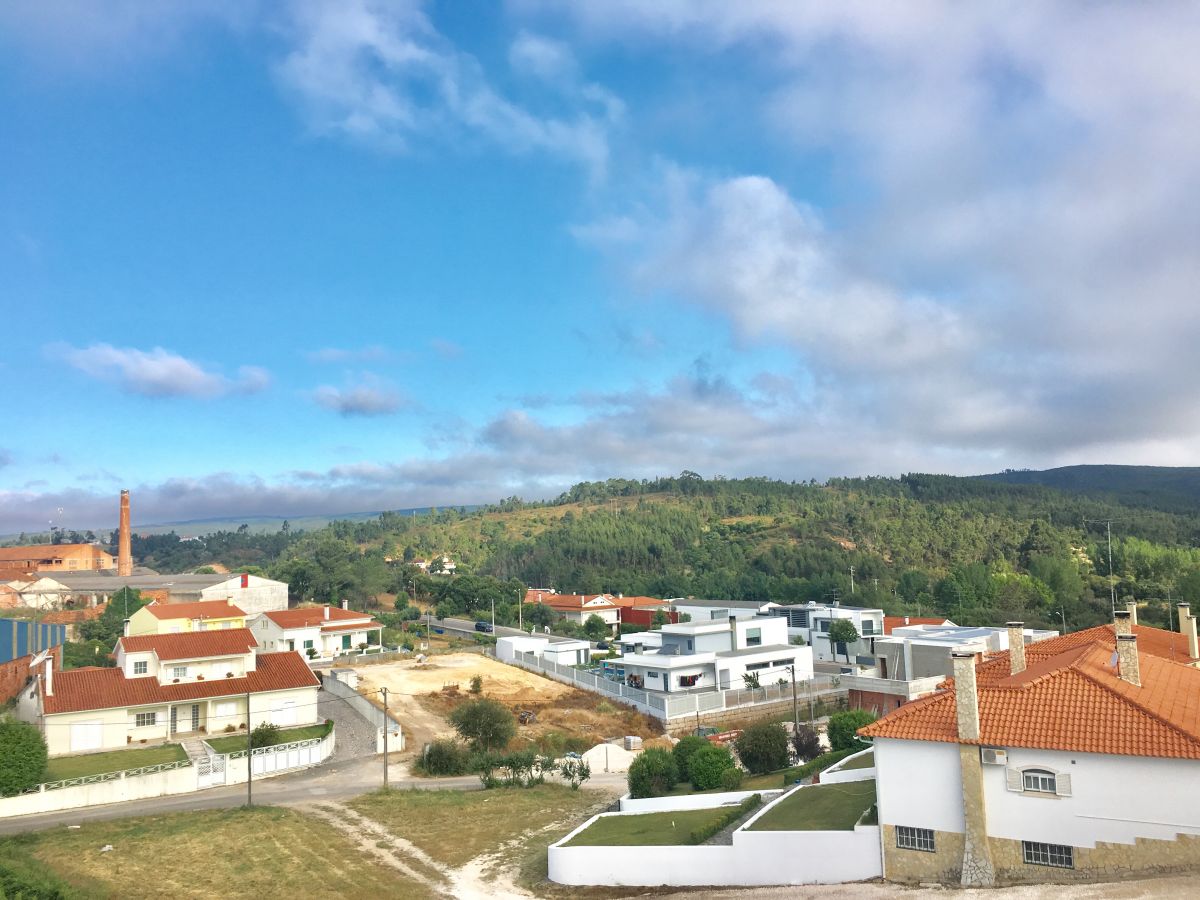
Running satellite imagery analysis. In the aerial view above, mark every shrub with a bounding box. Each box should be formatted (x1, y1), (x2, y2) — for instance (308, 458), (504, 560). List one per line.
(788, 748), (856, 785)
(0, 721), (47, 796)
(469, 675), (483, 694)
(719, 767), (744, 791)
(627, 747), (678, 798)
(688, 743), (735, 790)
(672, 735), (709, 781)
(469, 751), (504, 788)
(791, 723), (822, 762)
(827, 709), (877, 752)
(559, 758), (592, 790)
(250, 722), (283, 749)
(686, 794), (760, 844)
(421, 739), (471, 776)
(449, 698), (517, 752)
(735, 722), (790, 775)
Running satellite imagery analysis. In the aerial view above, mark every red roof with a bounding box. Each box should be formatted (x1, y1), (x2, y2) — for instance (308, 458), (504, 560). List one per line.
(143, 600), (246, 620)
(320, 621), (383, 633)
(43, 651), (319, 715)
(606, 595), (668, 609)
(523, 591), (618, 611)
(118, 629), (258, 661)
(882, 616), (952, 635)
(861, 624), (1200, 759)
(265, 606), (375, 629)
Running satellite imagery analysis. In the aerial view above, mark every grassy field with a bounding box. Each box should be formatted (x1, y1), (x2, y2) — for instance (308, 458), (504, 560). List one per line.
(349, 784), (602, 868)
(205, 723), (330, 754)
(44, 744), (188, 781)
(748, 780), (877, 831)
(562, 807), (736, 847)
(838, 750), (874, 770)
(0, 806), (434, 900)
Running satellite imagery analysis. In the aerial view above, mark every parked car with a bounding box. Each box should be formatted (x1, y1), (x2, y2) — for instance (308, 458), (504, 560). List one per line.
(595, 641), (610, 650)
(474, 621), (494, 633)
(563, 751), (582, 760)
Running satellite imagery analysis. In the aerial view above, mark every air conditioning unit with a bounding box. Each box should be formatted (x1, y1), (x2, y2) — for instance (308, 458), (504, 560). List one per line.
(980, 747), (1008, 766)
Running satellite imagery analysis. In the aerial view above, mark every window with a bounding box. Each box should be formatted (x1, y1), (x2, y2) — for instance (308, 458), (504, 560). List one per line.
(259, 619), (268, 629)
(303, 639), (314, 650)
(223, 621), (232, 629)
(896, 826), (935, 852)
(746, 628), (762, 647)
(679, 674), (700, 687)
(1022, 841), (1073, 869)
(1023, 769), (1056, 793)
(171, 667), (187, 679)
(861, 620), (876, 636)
(133, 660), (148, 675)
(647, 671), (660, 679)
(819, 620), (831, 633)
(135, 712), (157, 727)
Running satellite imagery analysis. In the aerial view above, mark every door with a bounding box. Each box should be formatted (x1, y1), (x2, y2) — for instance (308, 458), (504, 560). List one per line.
(170, 706), (178, 735)
(341, 634), (352, 650)
(191, 704), (200, 732)
(69, 721), (103, 752)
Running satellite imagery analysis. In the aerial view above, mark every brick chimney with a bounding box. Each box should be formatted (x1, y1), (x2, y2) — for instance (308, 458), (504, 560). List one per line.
(118, 489), (133, 576)
(1126, 600), (1138, 627)
(1116, 633), (1141, 686)
(1114, 609), (1132, 636)
(1006, 622), (1026, 675)
(951, 651), (980, 740)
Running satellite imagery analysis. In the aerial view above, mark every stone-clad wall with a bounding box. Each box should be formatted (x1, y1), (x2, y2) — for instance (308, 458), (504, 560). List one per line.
(882, 824), (965, 884)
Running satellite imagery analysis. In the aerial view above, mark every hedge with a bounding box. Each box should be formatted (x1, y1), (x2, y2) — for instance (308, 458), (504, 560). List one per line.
(686, 794), (762, 844)
(784, 748), (857, 786)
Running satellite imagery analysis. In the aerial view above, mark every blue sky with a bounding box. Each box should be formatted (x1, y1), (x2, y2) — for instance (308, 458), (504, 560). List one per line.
(3, 1), (1199, 532)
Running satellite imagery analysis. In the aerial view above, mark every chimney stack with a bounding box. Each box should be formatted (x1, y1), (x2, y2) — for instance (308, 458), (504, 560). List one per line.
(1116, 633), (1141, 686)
(324, 606), (330, 620)
(1126, 600), (1138, 627)
(1177, 603), (1190, 634)
(342, 598), (349, 611)
(1007, 622), (1026, 675)
(42, 653), (53, 697)
(118, 490), (133, 576)
(951, 651), (980, 740)
(1185, 613), (1199, 661)
(1114, 609), (1132, 636)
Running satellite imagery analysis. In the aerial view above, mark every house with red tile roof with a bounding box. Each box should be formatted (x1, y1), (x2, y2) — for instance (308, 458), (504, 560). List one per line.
(126, 599), (248, 636)
(859, 607), (1200, 887)
(16, 628), (319, 756)
(523, 591), (621, 632)
(251, 604), (383, 661)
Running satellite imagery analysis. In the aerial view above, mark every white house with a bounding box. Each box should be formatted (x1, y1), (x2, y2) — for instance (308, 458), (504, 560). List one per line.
(669, 598), (778, 622)
(252, 605), (383, 660)
(17, 629), (320, 756)
(767, 602), (885, 664)
(495, 635), (593, 666)
(524, 592), (621, 632)
(862, 610), (1200, 887)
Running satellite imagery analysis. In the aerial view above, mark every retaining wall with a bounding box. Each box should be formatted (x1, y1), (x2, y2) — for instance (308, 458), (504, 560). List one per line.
(619, 788), (783, 813)
(320, 671), (405, 752)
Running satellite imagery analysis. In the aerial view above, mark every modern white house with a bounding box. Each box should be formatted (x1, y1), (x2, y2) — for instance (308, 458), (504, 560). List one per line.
(862, 609), (1200, 886)
(604, 616), (812, 693)
(495, 635), (594, 666)
(251, 605), (383, 660)
(767, 602), (885, 664)
(17, 629), (320, 755)
(669, 598), (778, 622)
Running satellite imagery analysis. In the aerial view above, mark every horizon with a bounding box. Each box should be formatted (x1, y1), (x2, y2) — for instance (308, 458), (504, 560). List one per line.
(5, 3), (1200, 534)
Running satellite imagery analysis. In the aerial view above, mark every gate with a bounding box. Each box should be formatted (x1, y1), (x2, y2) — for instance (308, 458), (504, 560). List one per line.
(197, 753), (226, 788)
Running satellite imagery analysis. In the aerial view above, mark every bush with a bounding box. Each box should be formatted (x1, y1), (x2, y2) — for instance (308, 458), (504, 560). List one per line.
(250, 722), (282, 749)
(469, 751), (503, 788)
(735, 722), (790, 775)
(686, 794), (760, 844)
(672, 735), (709, 781)
(791, 723), (822, 762)
(421, 739), (471, 776)
(469, 675), (483, 694)
(827, 709), (877, 752)
(0, 721), (47, 796)
(688, 743), (735, 790)
(789, 748), (856, 784)
(719, 767), (744, 791)
(449, 698), (517, 751)
(559, 758), (592, 790)
(627, 747), (678, 798)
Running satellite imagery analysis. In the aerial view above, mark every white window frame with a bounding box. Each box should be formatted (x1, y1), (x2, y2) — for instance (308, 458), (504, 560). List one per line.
(896, 826), (935, 852)
(1008, 765), (1071, 797)
(171, 666), (187, 679)
(1023, 769), (1056, 794)
(135, 711), (157, 728)
(133, 660), (148, 675)
(1022, 841), (1073, 869)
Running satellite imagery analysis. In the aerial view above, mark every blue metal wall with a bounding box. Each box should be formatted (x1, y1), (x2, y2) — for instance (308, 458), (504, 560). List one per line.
(0, 618), (67, 663)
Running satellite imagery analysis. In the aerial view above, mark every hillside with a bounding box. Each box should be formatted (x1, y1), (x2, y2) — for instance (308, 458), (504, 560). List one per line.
(980, 465), (1200, 513)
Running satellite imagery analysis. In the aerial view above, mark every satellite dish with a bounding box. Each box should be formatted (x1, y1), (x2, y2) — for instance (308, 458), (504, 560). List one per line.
(30, 650), (51, 668)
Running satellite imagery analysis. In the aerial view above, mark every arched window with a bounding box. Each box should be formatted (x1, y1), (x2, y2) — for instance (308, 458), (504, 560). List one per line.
(1022, 768), (1056, 793)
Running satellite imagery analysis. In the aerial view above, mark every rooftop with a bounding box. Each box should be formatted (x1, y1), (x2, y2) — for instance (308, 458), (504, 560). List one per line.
(671, 598), (774, 610)
(661, 621), (731, 634)
(142, 599), (247, 621)
(45, 573), (236, 591)
(715, 644), (800, 659)
(0, 543), (112, 561)
(118, 629), (258, 661)
(882, 616), (952, 634)
(264, 606), (378, 629)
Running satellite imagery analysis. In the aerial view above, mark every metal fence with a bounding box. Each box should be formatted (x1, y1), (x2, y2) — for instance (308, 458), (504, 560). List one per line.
(28, 758), (194, 794)
(504, 651), (844, 721)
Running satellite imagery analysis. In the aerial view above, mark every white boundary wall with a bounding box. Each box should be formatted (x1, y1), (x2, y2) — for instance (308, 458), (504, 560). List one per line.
(819, 747), (877, 784)
(549, 782), (881, 887)
(619, 788), (783, 813)
(0, 730), (335, 819)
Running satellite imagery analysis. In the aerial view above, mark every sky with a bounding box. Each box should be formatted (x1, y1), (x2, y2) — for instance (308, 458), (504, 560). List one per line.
(2, 1), (1199, 533)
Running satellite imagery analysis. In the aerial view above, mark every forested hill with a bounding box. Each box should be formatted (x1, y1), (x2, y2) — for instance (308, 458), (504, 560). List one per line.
(980, 465), (1200, 512)
(118, 469), (1200, 636)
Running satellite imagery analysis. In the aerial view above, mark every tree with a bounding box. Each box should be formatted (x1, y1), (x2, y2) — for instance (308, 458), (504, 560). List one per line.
(627, 747), (678, 798)
(583, 614), (608, 641)
(742, 672), (762, 690)
(827, 619), (859, 663)
(827, 709), (877, 752)
(791, 723), (822, 762)
(250, 722), (282, 748)
(559, 757), (592, 789)
(651, 608), (670, 628)
(0, 721), (47, 796)
(672, 735), (709, 781)
(734, 722), (790, 775)
(688, 743), (735, 790)
(80, 588), (147, 646)
(449, 698), (516, 752)
(524, 603), (554, 629)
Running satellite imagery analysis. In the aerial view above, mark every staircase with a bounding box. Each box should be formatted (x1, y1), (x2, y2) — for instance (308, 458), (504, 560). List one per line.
(181, 737), (209, 763)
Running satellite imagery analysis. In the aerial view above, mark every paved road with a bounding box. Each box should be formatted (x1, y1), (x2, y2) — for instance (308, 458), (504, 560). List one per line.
(437, 616), (579, 644)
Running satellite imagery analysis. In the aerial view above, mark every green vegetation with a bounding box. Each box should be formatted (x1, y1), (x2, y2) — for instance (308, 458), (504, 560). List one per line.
(627, 747), (678, 798)
(448, 698), (516, 752)
(205, 723), (329, 755)
(42, 744), (187, 782)
(735, 721), (790, 775)
(671, 734), (709, 781)
(826, 618), (860, 662)
(0, 720), (49, 796)
(828, 709), (877, 751)
(565, 795), (761, 847)
(417, 738), (472, 776)
(687, 743), (735, 790)
(749, 779), (876, 831)
(839, 750), (874, 770)
(791, 723), (822, 762)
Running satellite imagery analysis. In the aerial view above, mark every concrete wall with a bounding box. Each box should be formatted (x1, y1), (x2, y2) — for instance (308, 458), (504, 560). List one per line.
(619, 788), (783, 813)
(201, 576), (287, 615)
(874, 737), (965, 835)
(320, 671), (404, 752)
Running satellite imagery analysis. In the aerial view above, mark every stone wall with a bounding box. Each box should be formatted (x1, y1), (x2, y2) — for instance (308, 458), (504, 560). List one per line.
(882, 824), (965, 884)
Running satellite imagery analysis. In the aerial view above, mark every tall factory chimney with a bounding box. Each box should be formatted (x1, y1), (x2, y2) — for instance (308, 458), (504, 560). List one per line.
(118, 490), (133, 576)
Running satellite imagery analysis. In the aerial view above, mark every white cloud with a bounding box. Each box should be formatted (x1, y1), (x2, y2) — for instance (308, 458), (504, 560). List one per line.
(509, 30), (576, 82)
(312, 373), (407, 417)
(54, 343), (270, 398)
(307, 345), (391, 364)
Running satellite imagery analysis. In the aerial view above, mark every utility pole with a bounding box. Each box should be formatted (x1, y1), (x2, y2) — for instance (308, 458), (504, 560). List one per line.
(245, 691), (252, 807)
(517, 588), (523, 631)
(491, 598), (496, 629)
(1106, 520), (1116, 619)
(849, 566), (855, 595)
(1059, 608), (1067, 635)
(382, 687), (390, 790)
(788, 664), (799, 734)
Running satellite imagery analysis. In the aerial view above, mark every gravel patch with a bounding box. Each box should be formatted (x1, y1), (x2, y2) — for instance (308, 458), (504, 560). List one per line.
(319, 686), (380, 762)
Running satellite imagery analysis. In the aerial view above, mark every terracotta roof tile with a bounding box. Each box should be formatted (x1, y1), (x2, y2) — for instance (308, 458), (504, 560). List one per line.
(118, 629), (258, 661)
(264, 606), (375, 629)
(143, 600), (246, 620)
(43, 651), (319, 715)
(320, 620), (383, 633)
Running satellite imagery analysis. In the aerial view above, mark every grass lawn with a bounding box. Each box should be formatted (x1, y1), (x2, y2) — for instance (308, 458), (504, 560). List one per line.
(205, 723), (330, 754)
(44, 744), (188, 781)
(350, 784), (601, 868)
(563, 806), (741, 847)
(748, 780), (876, 831)
(838, 750), (874, 770)
(1, 806), (434, 900)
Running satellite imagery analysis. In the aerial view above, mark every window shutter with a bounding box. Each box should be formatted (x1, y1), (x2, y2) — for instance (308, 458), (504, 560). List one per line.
(1055, 773), (1072, 797)
(1006, 768), (1023, 792)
